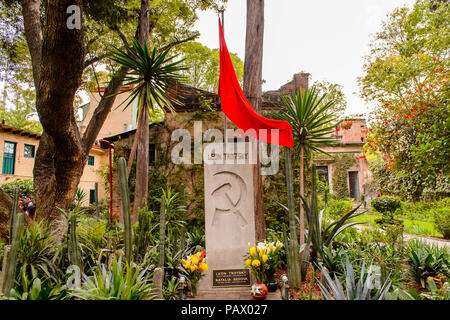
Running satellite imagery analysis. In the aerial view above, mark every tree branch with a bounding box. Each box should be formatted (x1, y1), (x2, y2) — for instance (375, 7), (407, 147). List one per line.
(20, 0), (43, 90)
(159, 33), (200, 52)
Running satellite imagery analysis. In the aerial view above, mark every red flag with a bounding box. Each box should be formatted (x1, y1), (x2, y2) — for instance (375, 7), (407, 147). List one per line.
(218, 19), (293, 149)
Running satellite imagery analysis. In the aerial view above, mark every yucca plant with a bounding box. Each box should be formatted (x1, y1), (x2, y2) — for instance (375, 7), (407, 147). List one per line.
(317, 255), (392, 300)
(110, 40), (187, 215)
(70, 256), (155, 300)
(275, 87), (338, 250)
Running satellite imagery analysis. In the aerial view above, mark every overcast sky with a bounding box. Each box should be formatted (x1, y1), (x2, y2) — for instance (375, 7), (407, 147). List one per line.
(194, 0), (416, 116)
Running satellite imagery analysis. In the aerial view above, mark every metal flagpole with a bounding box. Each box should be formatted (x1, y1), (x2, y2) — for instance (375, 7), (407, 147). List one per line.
(219, 8), (228, 154)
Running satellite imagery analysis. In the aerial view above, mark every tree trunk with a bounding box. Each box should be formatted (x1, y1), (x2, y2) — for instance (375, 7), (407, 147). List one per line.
(20, 0), (42, 89)
(131, 0), (151, 221)
(133, 102), (149, 222)
(243, 0), (265, 242)
(20, 0), (149, 224)
(33, 0), (85, 223)
(299, 144), (305, 248)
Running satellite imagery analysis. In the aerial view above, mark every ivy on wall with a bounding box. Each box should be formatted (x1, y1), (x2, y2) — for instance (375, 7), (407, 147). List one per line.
(331, 153), (356, 199)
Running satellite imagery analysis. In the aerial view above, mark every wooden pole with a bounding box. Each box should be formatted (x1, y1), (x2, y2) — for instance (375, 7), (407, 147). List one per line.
(243, 0), (266, 241)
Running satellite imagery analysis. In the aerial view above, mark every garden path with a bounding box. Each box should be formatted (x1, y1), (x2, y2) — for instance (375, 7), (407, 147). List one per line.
(354, 224), (450, 248)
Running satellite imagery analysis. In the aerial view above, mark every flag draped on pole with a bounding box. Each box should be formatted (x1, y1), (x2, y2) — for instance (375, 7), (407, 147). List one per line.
(218, 18), (293, 149)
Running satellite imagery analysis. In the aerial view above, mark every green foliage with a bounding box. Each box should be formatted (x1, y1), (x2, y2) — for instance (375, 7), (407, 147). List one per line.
(432, 207), (450, 239)
(110, 39), (188, 114)
(406, 239), (449, 287)
(71, 257), (155, 300)
(311, 80), (347, 118)
(274, 87), (338, 155)
(317, 255), (392, 300)
(371, 196), (402, 216)
(16, 220), (62, 285)
(77, 218), (108, 271)
(358, 0), (449, 102)
(0, 179), (34, 198)
(162, 276), (180, 300)
(177, 42), (243, 92)
(361, 0), (450, 199)
(7, 270), (68, 300)
(325, 199), (354, 219)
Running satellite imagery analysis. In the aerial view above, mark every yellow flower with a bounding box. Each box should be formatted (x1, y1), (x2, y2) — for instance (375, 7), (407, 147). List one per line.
(191, 256), (199, 265)
(250, 247), (256, 256)
(245, 259), (252, 266)
(190, 265), (197, 273)
(199, 262), (208, 272)
(252, 259), (261, 267)
(184, 261), (191, 269)
(262, 254), (268, 263)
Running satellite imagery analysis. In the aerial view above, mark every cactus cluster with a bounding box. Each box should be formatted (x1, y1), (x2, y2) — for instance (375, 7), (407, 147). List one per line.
(284, 147), (302, 288)
(1, 187), (24, 297)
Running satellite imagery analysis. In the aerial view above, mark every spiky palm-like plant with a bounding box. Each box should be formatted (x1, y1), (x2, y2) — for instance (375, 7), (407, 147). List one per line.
(110, 40), (187, 216)
(275, 87), (338, 267)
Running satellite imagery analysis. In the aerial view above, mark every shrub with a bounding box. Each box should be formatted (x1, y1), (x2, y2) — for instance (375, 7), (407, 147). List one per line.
(325, 199), (353, 219)
(432, 207), (450, 239)
(371, 196), (401, 215)
(0, 179), (34, 198)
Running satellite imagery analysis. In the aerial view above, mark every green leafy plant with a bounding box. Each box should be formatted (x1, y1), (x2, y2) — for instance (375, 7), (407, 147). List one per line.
(371, 196), (403, 227)
(406, 239), (449, 287)
(317, 255), (392, 300)
(71, 257), (155, 300)
(0, 179), (34, 198)
(325, 199), (353, 219)
(7, 269), (68, 300)
(371, 196), (401, 217)
(432, 207), (450, 239)
(16, 220), (62, 285)
(162, 276), (180, 300)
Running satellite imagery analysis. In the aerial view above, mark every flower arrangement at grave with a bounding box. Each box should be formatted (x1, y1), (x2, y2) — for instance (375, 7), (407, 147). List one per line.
(181, 251), (208, 296)
(244, 243), (270, 283)
(257, 240), (284, 286)
(244, 242), (283, 299)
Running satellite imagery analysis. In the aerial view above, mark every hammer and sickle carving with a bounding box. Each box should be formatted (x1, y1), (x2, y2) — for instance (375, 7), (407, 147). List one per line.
(211, 171), (248, 228)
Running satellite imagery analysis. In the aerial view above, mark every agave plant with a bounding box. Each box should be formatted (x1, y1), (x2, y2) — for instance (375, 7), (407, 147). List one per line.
(70, 256), (155, 300)
(317, 255), (392, 300)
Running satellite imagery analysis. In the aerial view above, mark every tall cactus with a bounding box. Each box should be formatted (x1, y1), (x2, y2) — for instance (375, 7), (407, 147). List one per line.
(158, 195), (166, 268)
(8, 187), (19, 244)
(284, 147), (302, 287)
(68, 211), (81, 269)
(2, 187), (24, 296)
(118, 157), (132, 262)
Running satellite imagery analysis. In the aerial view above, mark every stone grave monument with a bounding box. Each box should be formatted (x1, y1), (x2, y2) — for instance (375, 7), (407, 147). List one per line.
(198, 139), (257, 293)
